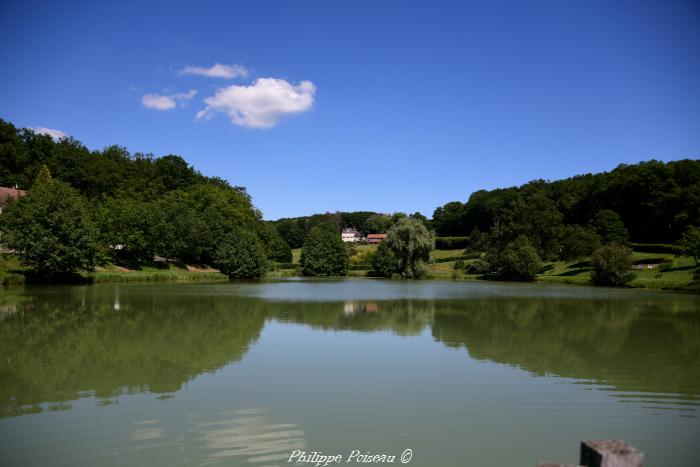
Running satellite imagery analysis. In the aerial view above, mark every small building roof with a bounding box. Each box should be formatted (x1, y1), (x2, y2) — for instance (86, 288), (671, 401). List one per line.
(0, 187), (26, 207)
(366, 233), (387, 239)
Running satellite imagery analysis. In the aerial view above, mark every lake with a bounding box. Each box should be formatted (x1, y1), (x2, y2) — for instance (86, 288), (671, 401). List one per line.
(0, 279), (699, 466)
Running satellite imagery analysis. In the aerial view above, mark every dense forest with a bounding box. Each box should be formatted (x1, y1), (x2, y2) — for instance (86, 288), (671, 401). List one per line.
(0, 119), (291, 278)
(432, 159), (700, 244)
(273, 160), (699, 251)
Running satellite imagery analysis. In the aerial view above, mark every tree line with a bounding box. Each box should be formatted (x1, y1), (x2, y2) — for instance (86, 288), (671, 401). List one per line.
(432, 159), (699, 244)
(0, 119), (291, 280)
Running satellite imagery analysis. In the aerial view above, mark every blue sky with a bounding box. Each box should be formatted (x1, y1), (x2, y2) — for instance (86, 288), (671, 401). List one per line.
(1, 1), (699, 220)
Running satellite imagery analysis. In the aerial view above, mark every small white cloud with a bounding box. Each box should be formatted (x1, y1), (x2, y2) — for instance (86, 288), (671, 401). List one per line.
(180, 63), (249, 79)
(31, 127), (67, 140)
(196, 78), (316, 128)
(142, 90), (197, 110)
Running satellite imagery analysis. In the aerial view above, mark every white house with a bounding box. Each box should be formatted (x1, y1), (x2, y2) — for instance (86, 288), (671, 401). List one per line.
(341, 227), (363, 243)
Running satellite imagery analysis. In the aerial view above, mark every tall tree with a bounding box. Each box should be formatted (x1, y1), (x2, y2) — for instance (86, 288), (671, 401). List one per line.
(678, 225), (700, 266)
(381, 217), (435, 278)
(300, 226), (349, 276)
(590, 210), (630, 246)
(0, 167), (102, 279)
(214, 230), (268, 279)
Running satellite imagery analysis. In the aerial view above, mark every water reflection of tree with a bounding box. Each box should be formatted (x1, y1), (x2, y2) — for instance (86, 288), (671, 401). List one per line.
(271, 300), (434, 336)
(1, 286), (699, 419)
(0, 292), (438, 418)
(431, 298), (700, 398)
(0, 287), (268, 418)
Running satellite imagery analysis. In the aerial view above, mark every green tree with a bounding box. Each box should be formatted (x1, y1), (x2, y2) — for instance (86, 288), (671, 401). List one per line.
(300, 226), (349, 276)
(371, 242), (399, 277)
(591, 244), (635, 286)
(0, 170), (102, 280)
(677, 225), (700, 266)
(559, 225), (601, 261)
(464, 228), (488, 253)
(382, 217), (435, 278)
(409, 211), (430, 229)
(486, 235), (542, 281)
(365, 214), (391, 234)
(267, 233), (293, 263)
(96, 196), (157, 262)
(590, 210), (630, 245)
(213, 230), (268, 279)
(35, 164), (53, 186)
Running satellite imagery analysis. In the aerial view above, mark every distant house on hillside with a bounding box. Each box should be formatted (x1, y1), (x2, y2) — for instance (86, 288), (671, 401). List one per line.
(341, 227), (363, 243)
(366, 233), (387, 244)
(0, 187), (26, 214)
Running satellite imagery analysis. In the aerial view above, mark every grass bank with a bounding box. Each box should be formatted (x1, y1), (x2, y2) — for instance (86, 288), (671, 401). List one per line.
(0, 254), (228, 286)
(3, 248), (698, 292)
(90, 263), (227, 283)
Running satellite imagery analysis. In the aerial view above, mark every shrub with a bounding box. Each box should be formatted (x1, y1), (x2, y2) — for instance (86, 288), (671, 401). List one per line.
(465, 259), (491, 274)
(486, 236), (541, 281)
(453, 260), (465, 270)
(213, 230), (268, 279)
(591, 244), (635, 286)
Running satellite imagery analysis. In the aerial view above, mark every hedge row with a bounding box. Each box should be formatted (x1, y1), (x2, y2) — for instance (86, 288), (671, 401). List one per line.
(631, 243), (680, 254)
(435, 236), (470, 250)
(433, 256), (467, 263)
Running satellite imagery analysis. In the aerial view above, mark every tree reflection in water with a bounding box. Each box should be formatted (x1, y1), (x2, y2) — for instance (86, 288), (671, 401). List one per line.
(1, 283), (699, 419)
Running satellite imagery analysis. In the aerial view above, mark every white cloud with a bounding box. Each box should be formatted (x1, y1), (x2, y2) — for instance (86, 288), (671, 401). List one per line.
(196, 78), (316, 128)
(180, 63), (249, 79)
(31, 127), (67, 140)
(142, 90), (197, 110)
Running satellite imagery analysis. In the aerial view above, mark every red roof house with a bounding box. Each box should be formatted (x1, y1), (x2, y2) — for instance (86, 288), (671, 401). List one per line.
(0, 187), (26, 214)
(366, 233), (387, 244)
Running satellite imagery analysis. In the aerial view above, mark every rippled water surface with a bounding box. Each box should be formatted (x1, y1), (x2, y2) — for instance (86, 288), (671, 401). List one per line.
(1, 279), (699, 466)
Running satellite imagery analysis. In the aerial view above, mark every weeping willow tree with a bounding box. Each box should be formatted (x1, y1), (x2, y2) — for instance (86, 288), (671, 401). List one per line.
(374, 217), (435, 278)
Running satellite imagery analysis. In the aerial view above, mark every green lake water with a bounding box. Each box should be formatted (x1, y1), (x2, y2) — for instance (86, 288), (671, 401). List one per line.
(0, 279), (699, 466)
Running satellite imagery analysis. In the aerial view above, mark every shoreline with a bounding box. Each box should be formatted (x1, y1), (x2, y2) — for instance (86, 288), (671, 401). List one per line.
(2, 247), (697, 292)
(2, 267), (697, 294)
